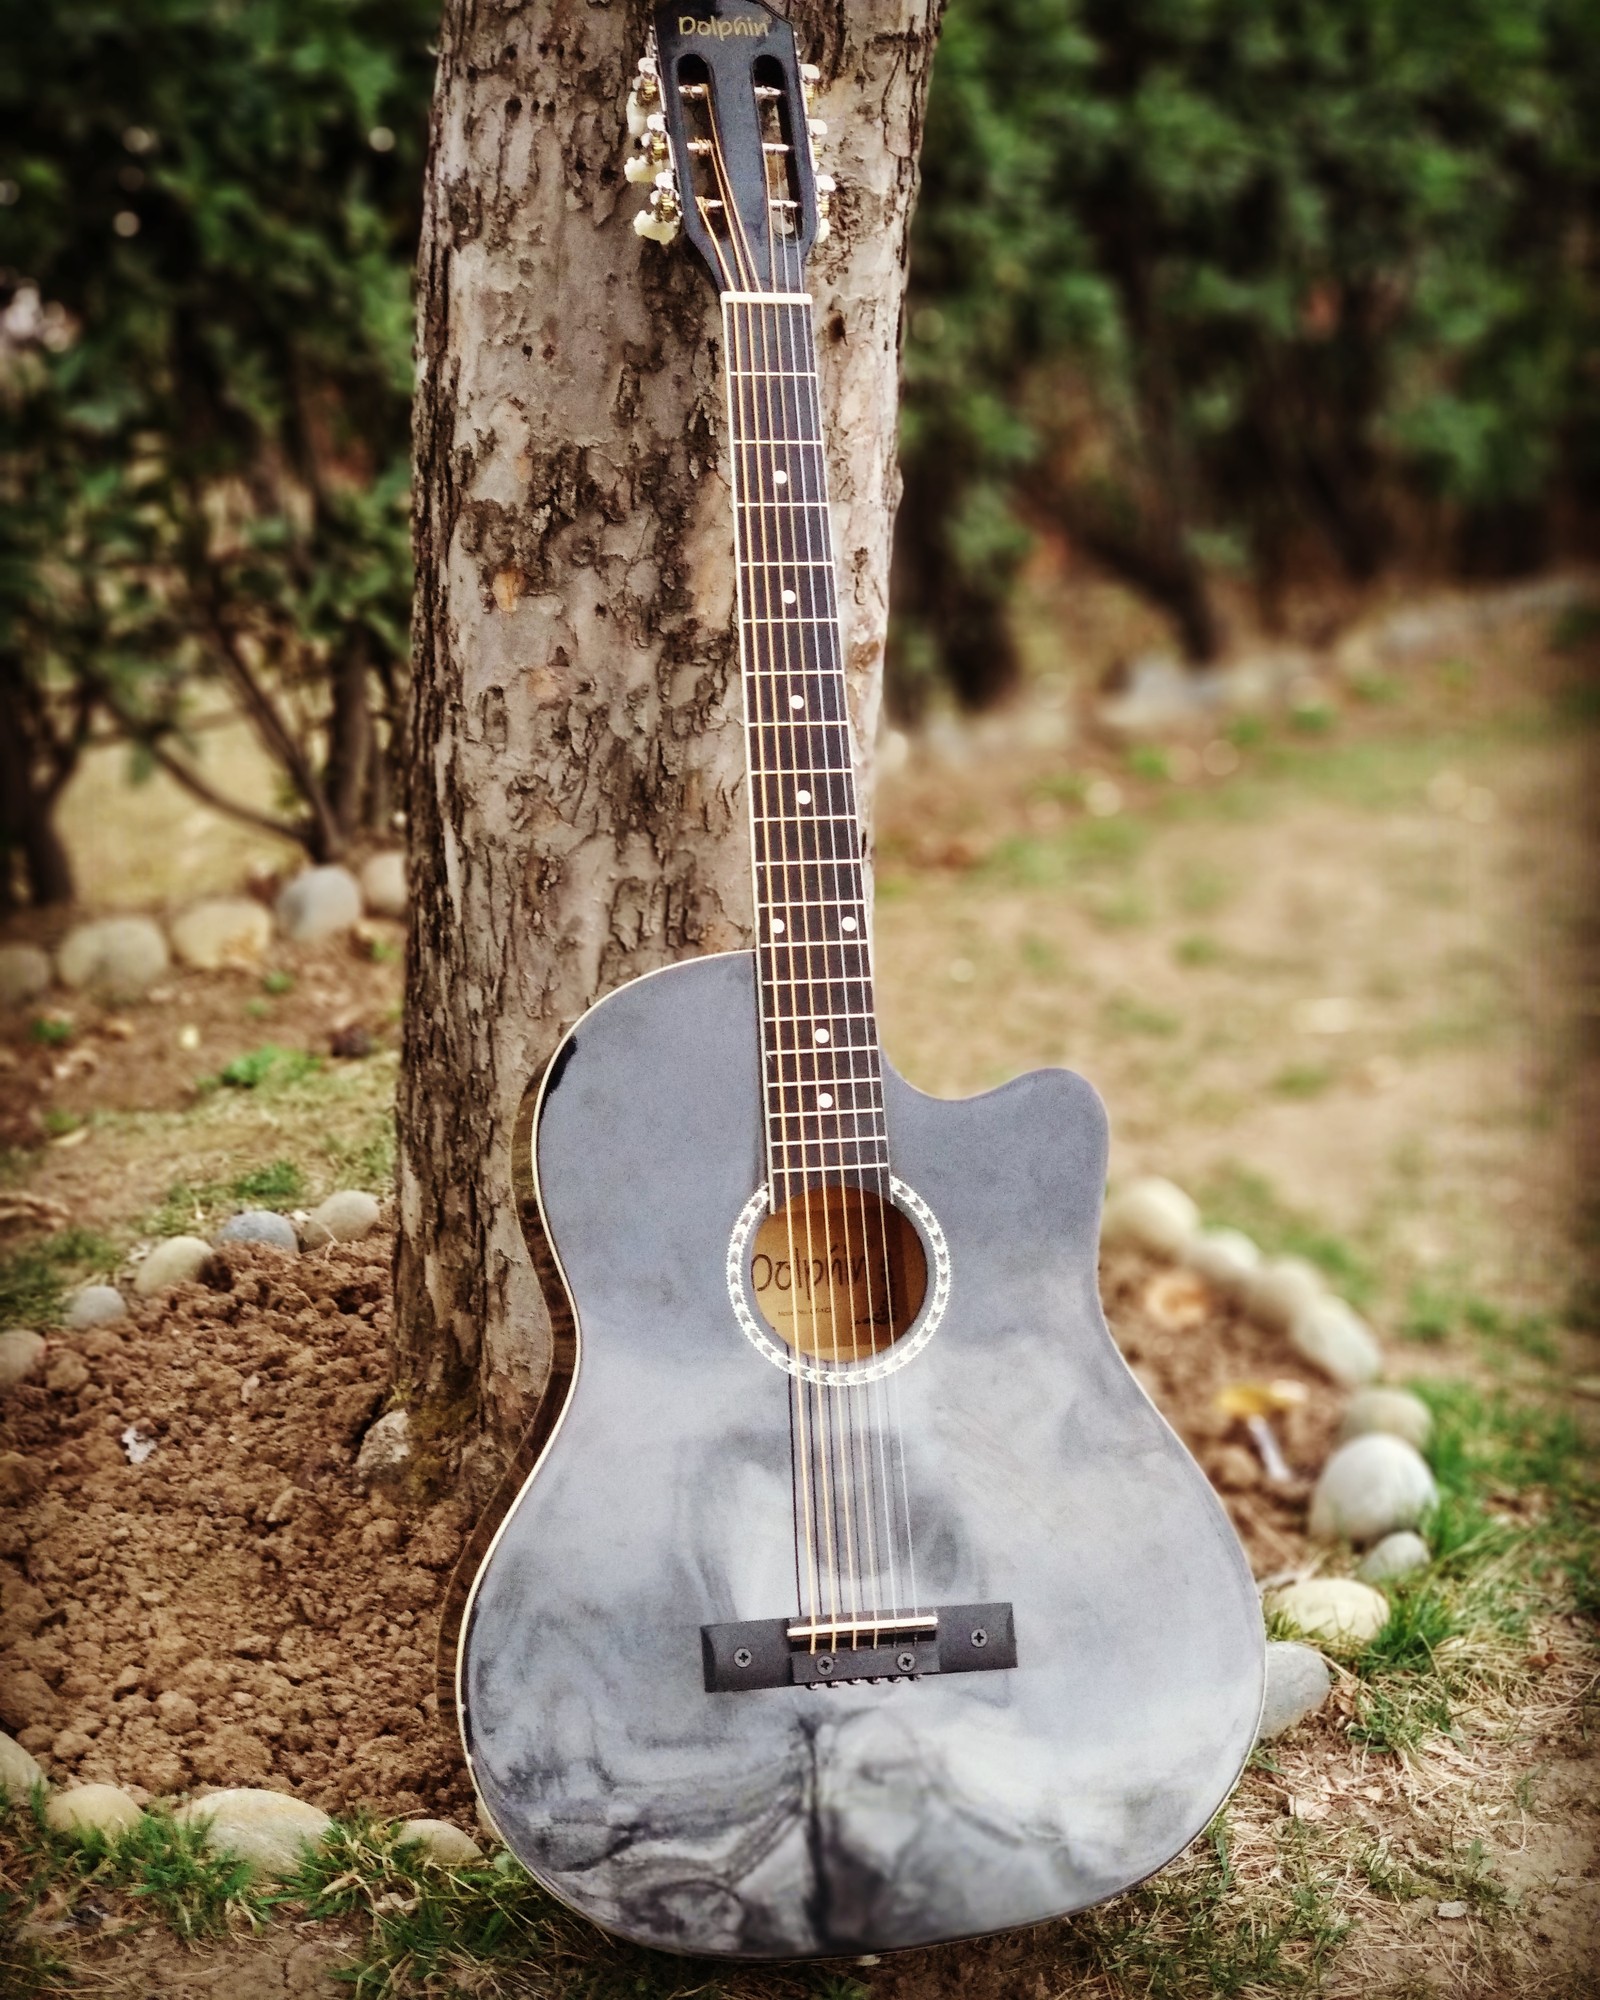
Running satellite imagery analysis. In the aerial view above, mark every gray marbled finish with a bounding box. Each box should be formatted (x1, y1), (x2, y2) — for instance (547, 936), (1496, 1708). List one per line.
(460, 952), (1263, 1958)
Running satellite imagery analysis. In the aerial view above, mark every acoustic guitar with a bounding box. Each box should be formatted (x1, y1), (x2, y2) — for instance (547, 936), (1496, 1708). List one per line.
(458, 0), (1263, 1959)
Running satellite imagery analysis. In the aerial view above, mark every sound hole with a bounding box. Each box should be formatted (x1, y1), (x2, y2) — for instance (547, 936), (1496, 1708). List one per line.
(751, 1184), (927, 1363)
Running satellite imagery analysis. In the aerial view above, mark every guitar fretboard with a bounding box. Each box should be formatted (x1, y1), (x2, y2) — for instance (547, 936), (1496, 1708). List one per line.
(723, 293), (889, 1200)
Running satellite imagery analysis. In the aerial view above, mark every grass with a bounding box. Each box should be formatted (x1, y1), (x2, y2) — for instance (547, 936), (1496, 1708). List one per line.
(0, 1227), (118, 1326)
(209, 1044), (324, 1091)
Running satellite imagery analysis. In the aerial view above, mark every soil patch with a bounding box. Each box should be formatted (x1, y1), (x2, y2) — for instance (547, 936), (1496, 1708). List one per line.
(0, 1229), (1336, 1827)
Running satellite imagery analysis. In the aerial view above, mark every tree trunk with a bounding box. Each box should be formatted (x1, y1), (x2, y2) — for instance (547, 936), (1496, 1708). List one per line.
(395, 0), (944, 1496)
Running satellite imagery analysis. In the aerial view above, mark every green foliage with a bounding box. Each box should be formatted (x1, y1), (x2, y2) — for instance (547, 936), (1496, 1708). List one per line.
(0, 0), (435, 890)
(214, 1044), (322, 1091)
(895, 0), (1600, 699)
(230, 1157), (304, 1203)
(0, 1225), (116, 1325)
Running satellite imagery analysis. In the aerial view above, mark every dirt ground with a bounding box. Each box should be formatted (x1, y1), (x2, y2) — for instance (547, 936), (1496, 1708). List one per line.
(1, 571), (1597, 1993)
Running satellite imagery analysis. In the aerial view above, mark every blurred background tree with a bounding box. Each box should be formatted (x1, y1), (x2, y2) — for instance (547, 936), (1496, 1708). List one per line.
(0, 0), (434, 907)
(3, 0), (1596, 898)
(893, 0), (1600, 712)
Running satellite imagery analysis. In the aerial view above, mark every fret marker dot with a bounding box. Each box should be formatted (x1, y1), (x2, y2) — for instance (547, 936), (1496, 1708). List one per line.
(782, 589), (797, 605)
(774, 469), (788, 485)
(790, 694), (804, 709)
(771, 918), (785, 934)
(814, 1029), (830, 1044)
(841, 916), (857, 932)
(817, 1092), (834, 1109)
(796, 789), (811, 805)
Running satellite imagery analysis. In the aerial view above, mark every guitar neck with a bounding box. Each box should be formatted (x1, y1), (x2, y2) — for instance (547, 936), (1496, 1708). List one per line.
(723, 291), (890, 1200)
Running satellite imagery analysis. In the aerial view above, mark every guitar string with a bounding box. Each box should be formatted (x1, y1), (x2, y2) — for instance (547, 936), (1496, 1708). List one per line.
(768, 175), (898, 1635)
(715, 105), (848, 1650)
(762, 190), (877, 1642)
(698, 109), (824, 1648)
(745, 204), (860, 1647)
(762, 208), (890, 1641)
(774, 189), (919, 1627)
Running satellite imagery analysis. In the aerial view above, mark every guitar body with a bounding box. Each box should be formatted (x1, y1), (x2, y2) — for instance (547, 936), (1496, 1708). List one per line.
(459, 951), (1264, 1958)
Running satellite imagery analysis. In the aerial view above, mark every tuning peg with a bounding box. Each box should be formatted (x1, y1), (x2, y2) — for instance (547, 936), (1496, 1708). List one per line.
(815, 217), (831, 243)
(808, 120), (828, 140)
(624, 152), (656, 185)
(815, 173), (837, 196)
(800, 62), (821, 85)
(633, 184), (681, 245)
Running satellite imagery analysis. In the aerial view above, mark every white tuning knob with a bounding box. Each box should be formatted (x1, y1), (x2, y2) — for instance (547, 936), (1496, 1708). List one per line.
(808, 119), (828, 139)
(800, 63), (821, 84)
(815, 173), (837, 195)
(624, 152), (656, 184)
(634, 207), (679, 243)
(815, 216), (831, 243)
(626, 91), (648, 137)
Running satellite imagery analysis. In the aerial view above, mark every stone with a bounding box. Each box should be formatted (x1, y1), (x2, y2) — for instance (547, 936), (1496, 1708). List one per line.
(302, 1189), (381, 1248)
(359, 851), (407, 919)
(355, 1409), (411, 1485)
(1100, 1177), (1199, 1259)
(0, 1729), (47, 1801)
(175, 1787), (333, 1880)
(396, 1817), (484, 1866)
(1095, 653), (1225, 738)
(43, 1352), (89, 1395)
(1243, 1256), (1325, 1331)
(1340, 1386), (1433, 1453)
(0, 944), (52, 1010)
(0, 1329), (46, 1391)
(133, 1236), (214, 1298)
(1288, 1297), (1383, 1388)
(1256, 1641), (1334, 1742)
(64, 1285), (128, 1332)
(1184, 1227), (1262, 1298)
(1310, 1434), (1438, 1544)
(1269, 1578), (1391, 1646)
(275, 865), (362, 943)
(1358, 1530), (1431, 1584)
(170, 897), (273, 971)
(44, 1783), (143, 1838)
(56, 917), (169, 1002)
(217, 1210), (299, 1254)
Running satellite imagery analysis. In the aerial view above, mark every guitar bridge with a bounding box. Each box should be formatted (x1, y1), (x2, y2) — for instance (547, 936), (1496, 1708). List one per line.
(701, 1602), (1015, 1692)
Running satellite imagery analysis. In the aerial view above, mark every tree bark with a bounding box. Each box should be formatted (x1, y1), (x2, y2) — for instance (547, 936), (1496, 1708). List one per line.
(395, 0), (944, 1493)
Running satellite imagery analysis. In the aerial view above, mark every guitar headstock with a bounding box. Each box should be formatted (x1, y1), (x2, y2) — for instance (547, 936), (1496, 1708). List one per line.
(627, 2), (834, 291)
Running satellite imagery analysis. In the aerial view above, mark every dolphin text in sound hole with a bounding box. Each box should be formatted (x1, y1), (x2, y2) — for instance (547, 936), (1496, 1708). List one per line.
(751, 1184), (927, 1362)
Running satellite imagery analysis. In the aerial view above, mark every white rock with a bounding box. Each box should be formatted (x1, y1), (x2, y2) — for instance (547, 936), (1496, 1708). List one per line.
(65, 1285), (128, 1332)
(359, 851), (407, 919)
(397, 1817), (483, 1866)
(275, 865), (362, 943)
(133, 1236), (213, 1298)
(1184, 1227), (1262, 1297)
(1256, 1641), (1333, 1742)
(176, 1788), (333, 1879)
(170, 897), (273, 971)
(0, 1730), (47, 1800)
(302, 1189), (381, 1247)
(56, 917), (169, 1002)
(216, 1210), (299, 1254)
(1310, 1434), (1438, 1544)
(355, 1409), (411, 1484)
(1269, 1578), (1391, 1645)
(1359, 1530), (1431, 1584)
(1289, 1297), (1383, 1388)
(1243, 1256), (1326, 1331)
(0, 944), (52, 1010)
(45, 1783), (143, 1837)
(1101, 1177), (1199, 1258)
(0, 1329), (46, 1391)
(1340, 1386), (1433, 1452)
